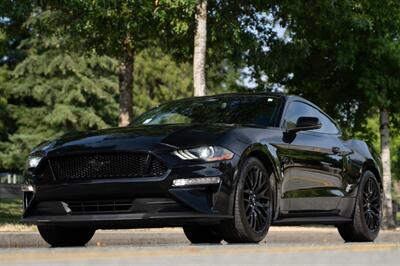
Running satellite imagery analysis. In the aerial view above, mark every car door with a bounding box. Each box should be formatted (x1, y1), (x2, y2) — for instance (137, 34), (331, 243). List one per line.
(279, 101), (351, 214)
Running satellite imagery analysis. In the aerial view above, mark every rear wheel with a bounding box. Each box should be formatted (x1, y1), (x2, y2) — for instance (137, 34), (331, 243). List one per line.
(337, 171), (382, 242)
(219, 157), (273, 243)
(38, 225), (95, 247)
(183, 225), (223, 244)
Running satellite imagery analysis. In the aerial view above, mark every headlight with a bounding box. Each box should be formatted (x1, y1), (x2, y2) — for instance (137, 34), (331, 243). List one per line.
(27, 156), (43, 169)
(173, 146), (234, 161)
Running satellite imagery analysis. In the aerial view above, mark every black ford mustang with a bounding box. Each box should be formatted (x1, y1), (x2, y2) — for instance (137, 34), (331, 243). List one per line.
(22, 93), (382, 246)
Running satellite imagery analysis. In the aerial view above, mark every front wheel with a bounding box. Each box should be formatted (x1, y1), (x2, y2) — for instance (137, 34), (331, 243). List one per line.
(337, 170), (382, 242)
(219, 157), (273, 243)
(38, 225), (95, 247)
(183, 225), (223, 244)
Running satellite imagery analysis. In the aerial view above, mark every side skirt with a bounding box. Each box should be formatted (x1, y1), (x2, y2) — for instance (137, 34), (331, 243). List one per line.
(272, 216), (352, 226)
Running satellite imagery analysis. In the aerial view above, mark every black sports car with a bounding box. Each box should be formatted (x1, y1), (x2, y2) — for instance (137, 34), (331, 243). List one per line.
(22, 93), (383, 246)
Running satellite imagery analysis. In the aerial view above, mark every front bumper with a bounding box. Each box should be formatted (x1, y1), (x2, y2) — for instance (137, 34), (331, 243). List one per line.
(22, 159), (238, 228)
(22, 212), (232, 229)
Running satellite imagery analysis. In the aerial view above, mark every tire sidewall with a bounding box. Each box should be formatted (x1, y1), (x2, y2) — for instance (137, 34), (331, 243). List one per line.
(38, 225), (95, 247)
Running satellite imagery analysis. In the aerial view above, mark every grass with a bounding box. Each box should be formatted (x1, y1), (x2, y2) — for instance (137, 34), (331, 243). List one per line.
(0, 199), (35, 231)
(0, 199), (23, 223)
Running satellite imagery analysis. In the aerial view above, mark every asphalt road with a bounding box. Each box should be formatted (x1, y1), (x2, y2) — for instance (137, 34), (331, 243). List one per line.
(0, 227), (399, 266)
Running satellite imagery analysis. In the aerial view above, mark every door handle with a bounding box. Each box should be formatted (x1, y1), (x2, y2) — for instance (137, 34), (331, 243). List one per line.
(332, 147), (341, 154)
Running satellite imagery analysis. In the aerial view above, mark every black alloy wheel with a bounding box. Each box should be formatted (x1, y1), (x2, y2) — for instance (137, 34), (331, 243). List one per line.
(243, 165), (271, 233)
(337, 171), (382, 242)
(362, 177), (381, 231)
(219, 157), (273, 243)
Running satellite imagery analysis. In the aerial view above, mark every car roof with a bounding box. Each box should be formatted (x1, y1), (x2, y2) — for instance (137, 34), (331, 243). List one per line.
(196, 93), (340, 130)
(171, 92), (286, 101)
(164, 92), (324, 111)
(175, 92), (318, 107)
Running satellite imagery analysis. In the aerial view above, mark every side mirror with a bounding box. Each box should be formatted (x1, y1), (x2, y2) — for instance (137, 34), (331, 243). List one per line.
(288, 116), (322, 133)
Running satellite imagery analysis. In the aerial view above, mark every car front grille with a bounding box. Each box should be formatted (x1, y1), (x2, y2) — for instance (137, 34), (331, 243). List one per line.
(43, 152), (168, 180)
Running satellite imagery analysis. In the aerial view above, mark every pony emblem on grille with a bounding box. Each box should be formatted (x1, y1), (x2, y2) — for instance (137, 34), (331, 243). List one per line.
(87, 159), (111, 172)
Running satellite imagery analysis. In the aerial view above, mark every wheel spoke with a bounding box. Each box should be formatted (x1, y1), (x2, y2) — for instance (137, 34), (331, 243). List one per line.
(245, 205), (252, 216)
(254, 213), (260, 230)
(256, 185), (269, 195)
(257, 211), (268, 223)
(245, 178), (252, 191)
(243, 165), (272, 233)
(250, 211), (256, 229)
(258, 195), (270, 201)
(369, 212), (377, 229)
(370, 206), (380, 215)
(365, 212), (372, 228)
(368, 180), (373, 194)
(255, 205), (268, 219)
(252, 169), (259, 190)
(369, 194), (379, 203)
(362, 177), (381, 231)
(255, 201), (267, 208)
(258, 174), (267, 188)
(363, 191), (369, 199)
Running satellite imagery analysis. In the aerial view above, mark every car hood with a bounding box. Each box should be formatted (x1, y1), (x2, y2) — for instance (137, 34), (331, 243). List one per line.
(34, 124), (237, 156)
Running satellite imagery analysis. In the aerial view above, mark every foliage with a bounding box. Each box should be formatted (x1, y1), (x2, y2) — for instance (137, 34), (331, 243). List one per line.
(0, 35), (120, 171)
(266, 0), (400, 133)
(133, 49), (247, 114)
(207, 1), (275, 91)
(0, 0), (32, 66)
(0, 67), (10, 140)
(0, 40), (233, 171)
(354, 116), (400, 180)
(34, 1), (196, 59)
(263, 1), (400, 184)
(0, 199), (23, 224)
(133, 48), (192, 115)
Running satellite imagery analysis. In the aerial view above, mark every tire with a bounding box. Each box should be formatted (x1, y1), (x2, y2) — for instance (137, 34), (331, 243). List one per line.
(337, 170), (382, 242)
(38, 225), (95, 247)
(183, 225), (223, 244)
(219, 157), (273, 243)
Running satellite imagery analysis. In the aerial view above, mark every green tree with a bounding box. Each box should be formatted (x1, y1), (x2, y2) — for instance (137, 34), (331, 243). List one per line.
(0, 66), (10, 141)
(133, 48), (193, 115)
(0, 0), (32, 67)
(0, 35), (119, 171)
(132, 49), (247, 115)
(266, 0), (400, 227)
(38, 0), (196, 126)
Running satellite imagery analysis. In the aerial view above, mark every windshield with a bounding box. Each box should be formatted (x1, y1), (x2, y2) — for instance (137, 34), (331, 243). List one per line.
(131, 96), (281, 127)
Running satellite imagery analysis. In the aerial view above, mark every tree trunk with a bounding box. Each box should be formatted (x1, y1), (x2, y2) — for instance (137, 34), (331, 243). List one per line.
(118, 51), (134, 127)
(193, 0), (207, 96)
(380, 108), (396, 228)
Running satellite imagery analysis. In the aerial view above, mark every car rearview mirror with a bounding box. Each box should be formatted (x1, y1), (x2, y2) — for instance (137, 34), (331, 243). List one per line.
(288, 116), (322, 133)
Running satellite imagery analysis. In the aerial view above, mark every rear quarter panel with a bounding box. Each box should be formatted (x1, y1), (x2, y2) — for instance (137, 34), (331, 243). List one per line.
(344, 139), (383, 197)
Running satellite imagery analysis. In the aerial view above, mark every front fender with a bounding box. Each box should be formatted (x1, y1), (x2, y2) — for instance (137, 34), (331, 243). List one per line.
(233, 143), (282, 220)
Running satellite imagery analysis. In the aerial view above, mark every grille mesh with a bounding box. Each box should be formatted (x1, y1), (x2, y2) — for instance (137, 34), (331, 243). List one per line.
(48, 153), (167, 180)
(65, 200), (133, 214)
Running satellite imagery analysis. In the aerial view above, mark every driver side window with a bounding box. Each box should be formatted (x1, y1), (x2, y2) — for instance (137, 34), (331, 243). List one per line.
(284, 101), (339, 134)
